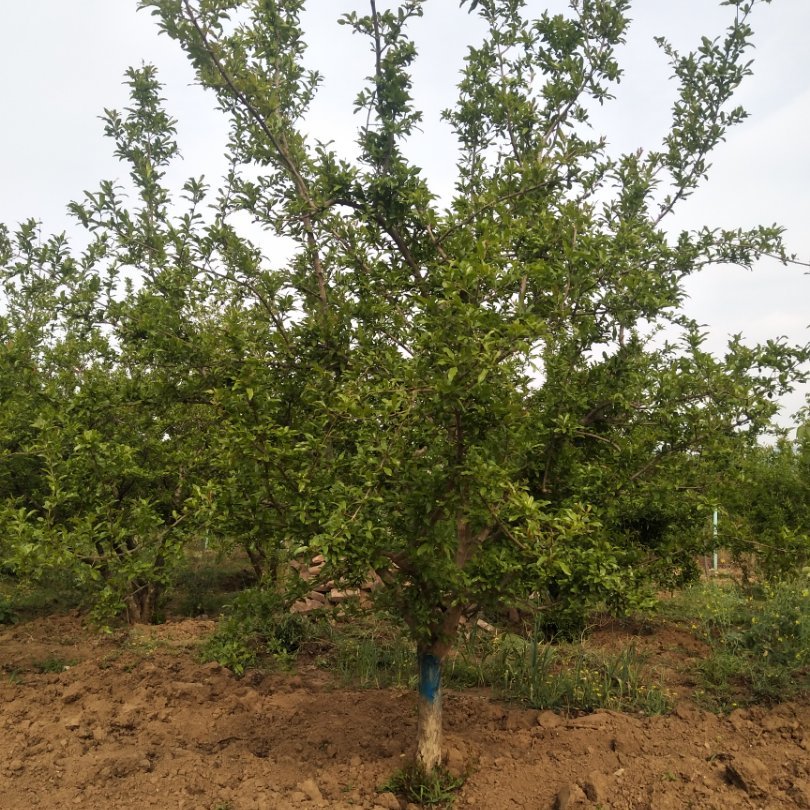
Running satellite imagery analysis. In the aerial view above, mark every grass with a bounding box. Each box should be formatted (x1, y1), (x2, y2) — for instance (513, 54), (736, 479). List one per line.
(32, 656), (76, 673)
(11, 547), (801, 719)
(0, 571), (84, 620)
(656, 580), (748, 637)
(168, 551), (256, 619)
(198, 591), (670, 716)
(655, 577), (810, 709)
(3, 667), (24, 685)
(324, 617), (415, 688)
(446, 627), (670, 714)
(383, 764), (465, 807)
(314, 612), (671, 715)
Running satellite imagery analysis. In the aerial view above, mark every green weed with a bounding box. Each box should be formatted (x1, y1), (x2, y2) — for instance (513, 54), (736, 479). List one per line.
(383, 764), (465, 807)
(441, 621), (670, 714)
(318, 614), (669, 715)
(663, 578), (810, 708)
(656, 581), (747, 637)
(203, 637), (257, 677)
(325, 619), (414, 688)
(32, 656), (75, 673)
(483, 634), (670, 714)
(4, 668), (23, 685)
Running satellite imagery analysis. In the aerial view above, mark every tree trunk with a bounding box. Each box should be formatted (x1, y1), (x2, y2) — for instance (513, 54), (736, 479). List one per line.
(244, 544), (266, 581)
(124, 581), (161, 624)
(416, 647), (443, 772)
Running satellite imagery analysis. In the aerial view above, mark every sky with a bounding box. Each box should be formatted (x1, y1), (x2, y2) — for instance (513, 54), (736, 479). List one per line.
(1, 1), (808, 426)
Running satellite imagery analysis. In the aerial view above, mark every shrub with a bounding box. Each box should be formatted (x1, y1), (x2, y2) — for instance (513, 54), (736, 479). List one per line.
(202, 586), (317, 674)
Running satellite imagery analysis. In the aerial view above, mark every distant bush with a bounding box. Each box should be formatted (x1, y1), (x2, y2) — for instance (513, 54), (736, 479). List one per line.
(720, 439), (810, 580)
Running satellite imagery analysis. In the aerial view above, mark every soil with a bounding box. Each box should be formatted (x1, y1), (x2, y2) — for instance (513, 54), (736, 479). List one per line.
(1, 614), (808, 810)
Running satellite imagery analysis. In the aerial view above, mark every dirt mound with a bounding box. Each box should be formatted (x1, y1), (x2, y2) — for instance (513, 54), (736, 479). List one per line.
(1, 616), (808, 809)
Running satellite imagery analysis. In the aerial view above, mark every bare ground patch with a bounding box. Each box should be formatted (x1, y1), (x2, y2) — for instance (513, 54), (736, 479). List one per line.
(1, 615), (808, 809)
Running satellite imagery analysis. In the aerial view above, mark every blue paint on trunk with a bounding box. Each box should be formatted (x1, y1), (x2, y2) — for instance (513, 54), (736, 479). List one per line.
(419, 653), (441, 703)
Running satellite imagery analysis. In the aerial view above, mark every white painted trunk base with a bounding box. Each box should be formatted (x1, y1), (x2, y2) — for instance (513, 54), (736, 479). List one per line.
(416, 690), (443, 772)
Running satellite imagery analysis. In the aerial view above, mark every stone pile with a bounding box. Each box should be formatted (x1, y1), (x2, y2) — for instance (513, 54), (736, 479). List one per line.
(289, 555), (377, 614)
(288, 556), (497, 637)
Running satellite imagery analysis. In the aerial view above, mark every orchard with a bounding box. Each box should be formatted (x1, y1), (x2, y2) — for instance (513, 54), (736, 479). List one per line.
(1, 1), (808, 804)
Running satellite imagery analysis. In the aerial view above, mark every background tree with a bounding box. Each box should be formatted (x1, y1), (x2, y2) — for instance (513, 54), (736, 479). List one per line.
(0, 68), (221, 622)
(525, 327), (806, 632)
(0, 63), (347, 621)
(719, 434), (810, 579)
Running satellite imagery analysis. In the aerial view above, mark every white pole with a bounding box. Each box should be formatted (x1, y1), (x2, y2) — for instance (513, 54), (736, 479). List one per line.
(712, 508), (719, 571)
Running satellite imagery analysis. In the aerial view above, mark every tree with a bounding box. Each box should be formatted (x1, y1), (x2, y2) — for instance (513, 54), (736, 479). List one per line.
(719, 434), (810, 579)
(523, 328), (808, 629)
(136, 0), (810, 771)
(0, 61), (348, 621)
(0, 67), (220, 622)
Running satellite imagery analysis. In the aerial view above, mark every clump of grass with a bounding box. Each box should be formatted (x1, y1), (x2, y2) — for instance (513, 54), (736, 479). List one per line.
(319, 614), (669, 715)
(323, 617), (415, 688)
(3, 667), (23, 685)
(657, 581), (747, 637)
(32, 656), (76, 673)
(383, 764), (464, 807)
(447, 629), (670, 714)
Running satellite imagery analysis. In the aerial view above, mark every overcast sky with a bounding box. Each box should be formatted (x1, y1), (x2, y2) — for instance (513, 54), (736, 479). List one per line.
(1, 1), (808, 425)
